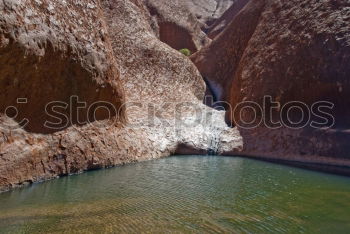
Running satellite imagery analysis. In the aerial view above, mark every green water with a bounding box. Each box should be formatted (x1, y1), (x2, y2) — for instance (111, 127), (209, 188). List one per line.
(0, 156), (350, 233)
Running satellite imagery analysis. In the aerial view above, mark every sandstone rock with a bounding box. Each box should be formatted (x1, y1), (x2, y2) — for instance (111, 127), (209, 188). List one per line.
(144, 0), (209, 52)
(0, 0), (243, 192)
(207, 0), (250, 39)
(181, 0), (235, 27)
(193, 0), (350, 162)
(192, 0), (265, 103)
(0, 0), (125, 191)
(0, 0), (124, 134)
(228, 0), (350, 127)
(101, 0), (242, 156)
(143, 0), (237, 52)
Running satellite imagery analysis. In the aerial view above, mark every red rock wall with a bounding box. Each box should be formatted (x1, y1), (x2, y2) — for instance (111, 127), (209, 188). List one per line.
(193, 0), (350, 162)
(207, 0), (251, 39)
(0, 0), (243, 192)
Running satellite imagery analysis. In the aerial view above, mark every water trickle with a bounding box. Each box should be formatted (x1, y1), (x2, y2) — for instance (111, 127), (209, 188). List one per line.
(207, 126), (221, 155)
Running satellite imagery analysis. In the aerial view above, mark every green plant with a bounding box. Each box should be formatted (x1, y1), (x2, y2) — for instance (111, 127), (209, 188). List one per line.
(179, 48), (192, 57)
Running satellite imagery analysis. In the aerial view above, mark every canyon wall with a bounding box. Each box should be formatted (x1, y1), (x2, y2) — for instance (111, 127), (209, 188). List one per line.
(144, 0), (210, 52)
(207, 0), (250, 38)
(0, 0), (126, 192)
(100, 0), (242, 160)
(193, 0), (350, 168)
(143, 0), (238, 52)
(1, 0), (349, 192)
(0, 0), (242, 192)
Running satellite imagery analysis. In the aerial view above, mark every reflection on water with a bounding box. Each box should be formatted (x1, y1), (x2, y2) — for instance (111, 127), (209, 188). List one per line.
(0, 156), (350, 233)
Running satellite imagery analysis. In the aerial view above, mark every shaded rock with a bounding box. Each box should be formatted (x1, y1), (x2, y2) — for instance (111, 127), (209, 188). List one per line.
(182, 0), (236, 27)
(0, 0), (243, 192)
(144, 0), (210, 52)
(0, 0), (124, 134)
(193, 0), (350, 162)
(0, 0), (125, 191)
(192, 0), (265, 102)
(143, 0), (238, 52)
(207, 0), (251, 39)
(101, 0), (242, 155)
(228, 0), (350, 128)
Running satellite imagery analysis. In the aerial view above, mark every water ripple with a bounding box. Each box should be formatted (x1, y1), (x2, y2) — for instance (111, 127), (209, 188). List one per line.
(0, 156), (350, 233)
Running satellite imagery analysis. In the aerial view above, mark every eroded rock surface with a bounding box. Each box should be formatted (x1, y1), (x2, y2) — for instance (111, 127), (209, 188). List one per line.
(192, 0), (264, 102)
(101, 0), (242, 160)
(0, 0), (242, 192)
(0, 0), (125, 191)
(207, 0), (250, 38)
(3, 0), (349, 192)
(183, 0), (236, 27)
(144, 0), (238, 52)
(193, 0), (350, 165)
(144, 0), (208, 52)
(0, 0), (124, 133)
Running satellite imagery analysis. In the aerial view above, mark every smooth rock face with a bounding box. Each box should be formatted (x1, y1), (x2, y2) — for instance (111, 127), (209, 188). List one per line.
(228, 0), (350, 126)
(0, 0), (242, 192)
(192, 0), (265, 102)
(193, 0), (350, 161)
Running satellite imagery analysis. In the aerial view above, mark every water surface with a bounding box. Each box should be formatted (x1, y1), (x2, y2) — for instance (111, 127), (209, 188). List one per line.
(0, 156), (350, 233)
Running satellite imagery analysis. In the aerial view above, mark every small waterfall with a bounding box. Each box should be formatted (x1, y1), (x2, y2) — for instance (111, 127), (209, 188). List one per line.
(207, 127), (221, 155)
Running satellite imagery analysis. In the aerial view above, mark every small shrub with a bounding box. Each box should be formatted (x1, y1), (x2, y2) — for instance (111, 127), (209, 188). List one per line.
(179, 48), (192, 57)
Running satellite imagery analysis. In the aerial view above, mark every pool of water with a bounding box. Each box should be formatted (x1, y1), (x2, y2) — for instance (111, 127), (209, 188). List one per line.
(0, 156), (350, 233)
